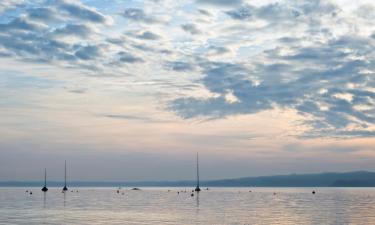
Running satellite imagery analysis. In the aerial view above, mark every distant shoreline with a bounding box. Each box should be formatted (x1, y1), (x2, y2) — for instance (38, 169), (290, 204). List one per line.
(2, 171), (375, 187)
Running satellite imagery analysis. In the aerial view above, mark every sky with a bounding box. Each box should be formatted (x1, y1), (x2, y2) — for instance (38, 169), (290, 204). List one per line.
(0, 0), (374, 182)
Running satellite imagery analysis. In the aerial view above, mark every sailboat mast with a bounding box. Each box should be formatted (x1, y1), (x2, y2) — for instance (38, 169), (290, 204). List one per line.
(194, 153), (201, 192)
(64, 160), (67, 187)
(44, 168), (47, 187)
(62, 160), (68, 191)
(196, 153), (200, 187)
(42, 168), (48, 192)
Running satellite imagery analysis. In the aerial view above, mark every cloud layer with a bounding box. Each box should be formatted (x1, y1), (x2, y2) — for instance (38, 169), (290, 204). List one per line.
(0, 0), (374, 140)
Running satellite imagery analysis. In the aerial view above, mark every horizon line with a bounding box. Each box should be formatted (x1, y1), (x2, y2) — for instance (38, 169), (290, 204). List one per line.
(1, 170), (374, 183)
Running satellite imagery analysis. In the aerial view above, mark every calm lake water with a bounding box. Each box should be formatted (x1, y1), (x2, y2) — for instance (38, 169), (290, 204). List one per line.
(0, 187), (375, 224)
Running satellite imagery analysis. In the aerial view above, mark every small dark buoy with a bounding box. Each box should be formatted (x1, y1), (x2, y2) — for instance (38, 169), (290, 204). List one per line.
(312, 190), (316, 194)
(249, 190), (252, 192)
(26, 190), (29, 193)
(206, 188), (209, 190)
(177, 191), (179, 194)
(30, 191), (33, 195)
(116, 190), (120, 194)
(191, 193), (194, 197)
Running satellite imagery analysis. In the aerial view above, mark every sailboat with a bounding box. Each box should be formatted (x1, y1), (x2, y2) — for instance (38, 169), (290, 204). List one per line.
(62, 160), (68, 192)
(195, 153), (201, 192)
(41, 168), (48, 192)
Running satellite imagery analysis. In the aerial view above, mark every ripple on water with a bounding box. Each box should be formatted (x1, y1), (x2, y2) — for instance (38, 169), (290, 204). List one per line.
(0, 187), (375, 224)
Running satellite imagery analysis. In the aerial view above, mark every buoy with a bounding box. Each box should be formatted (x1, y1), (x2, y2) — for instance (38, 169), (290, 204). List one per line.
(312, 190), (316, 194)
(191, 193), (194, 197)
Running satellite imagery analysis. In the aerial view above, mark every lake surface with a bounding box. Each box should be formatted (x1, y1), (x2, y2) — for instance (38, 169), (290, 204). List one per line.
(0, 187), (375, 224)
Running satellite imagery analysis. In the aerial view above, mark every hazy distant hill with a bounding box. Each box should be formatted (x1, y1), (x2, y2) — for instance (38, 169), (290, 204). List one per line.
(202, 171), (375, 187)
(2, 171), (375, 187)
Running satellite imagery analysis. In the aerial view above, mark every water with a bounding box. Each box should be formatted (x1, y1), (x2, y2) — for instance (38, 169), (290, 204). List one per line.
(1, 187), (375, 224)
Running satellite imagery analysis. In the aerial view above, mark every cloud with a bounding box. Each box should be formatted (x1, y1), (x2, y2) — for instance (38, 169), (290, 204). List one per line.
(136, 31), (161, 40)
(0, 0), (115, 71)
(301, 130), (375, 139)
(116, 51), (144, 64)
(226, 5), (253, 20)
(198, 9), (212, 16)
(0, 16), (102, 63)
(226, 1), (338, 22)
(0, 0), (374, 140)
(196, 0), (242, 7)
(356, 4), (375, 19)
(75, 45), (101, 60)
(0, 17), (46, 31)
(165, 61), (194, 72)
(52, 24), (92, 37)
(169, 34), (375, 137)
(181, 23), (202, 35)
(166, 0), (374, 138)
(27, 7), (60, 22)
(57, 0), (109, 24)
(101, 114), (173, 124)
(207, 46), (230, 56)
(169, 62), (270, 118)
(0, 0), (24, 13)
(122, 8), (160, 24)
(0, 19), (74, 61)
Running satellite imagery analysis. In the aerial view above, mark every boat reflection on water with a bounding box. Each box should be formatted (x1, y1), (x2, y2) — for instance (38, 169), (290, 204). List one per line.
(63, 191), (66, 208)
(43, 192), (47, 209)
(195, 192), (200, 208)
